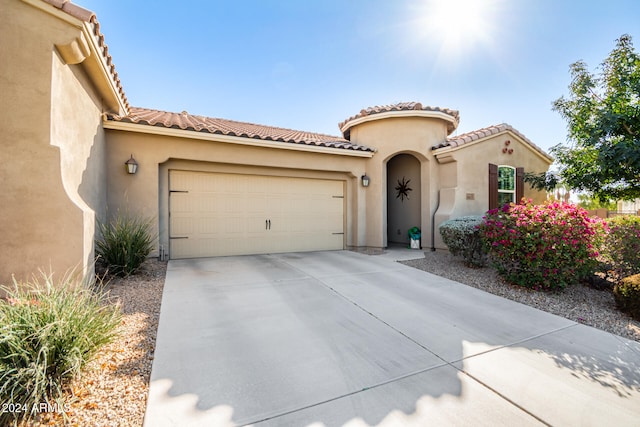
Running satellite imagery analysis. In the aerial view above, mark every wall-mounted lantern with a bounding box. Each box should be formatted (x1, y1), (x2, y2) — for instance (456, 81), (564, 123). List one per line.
(361, 173), (370, 187)
(125, 154), (138, 174)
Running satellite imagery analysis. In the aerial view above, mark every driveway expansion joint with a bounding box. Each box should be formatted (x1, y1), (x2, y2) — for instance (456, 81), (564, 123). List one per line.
(239, 363), (451, 426)
(451, 323), (580, 364)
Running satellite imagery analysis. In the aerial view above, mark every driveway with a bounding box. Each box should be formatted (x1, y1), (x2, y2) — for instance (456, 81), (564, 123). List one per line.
(144, 250), (640, 426)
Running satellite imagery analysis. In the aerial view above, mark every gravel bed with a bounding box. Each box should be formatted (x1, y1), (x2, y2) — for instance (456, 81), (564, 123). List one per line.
(29, 252), (639, 425)
(402, 250), (640, 342)
(32, 259), (167, 427)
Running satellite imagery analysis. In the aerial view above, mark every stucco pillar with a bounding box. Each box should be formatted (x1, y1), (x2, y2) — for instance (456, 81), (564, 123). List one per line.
(364, 159), (385, 249)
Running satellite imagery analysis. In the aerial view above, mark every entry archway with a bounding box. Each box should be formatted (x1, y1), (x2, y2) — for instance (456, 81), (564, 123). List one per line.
(386, 153), (421, 246)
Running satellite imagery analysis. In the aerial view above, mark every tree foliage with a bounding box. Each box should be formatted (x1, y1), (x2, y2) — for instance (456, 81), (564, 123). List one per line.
(552, 34), (640, 202)
(523, 170), (559, 192)
(576, 193), (616, 211)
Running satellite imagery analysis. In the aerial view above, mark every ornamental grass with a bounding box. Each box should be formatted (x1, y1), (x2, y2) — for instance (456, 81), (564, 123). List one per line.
(96, 213), (156, 277)
(0, 271), (121, 425)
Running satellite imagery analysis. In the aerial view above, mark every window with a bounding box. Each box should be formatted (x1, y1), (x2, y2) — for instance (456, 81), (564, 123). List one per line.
(488, 164), (524, 210)
(498, 165), (516, 205)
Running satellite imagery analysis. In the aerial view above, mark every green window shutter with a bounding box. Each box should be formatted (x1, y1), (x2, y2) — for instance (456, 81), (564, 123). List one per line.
(516, 167), (524, 203)
(489, 163), (498, 210)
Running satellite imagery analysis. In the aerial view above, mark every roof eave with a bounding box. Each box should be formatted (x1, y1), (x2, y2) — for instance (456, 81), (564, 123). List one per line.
(23, 0), (84, 24)
(78, 21), (128, 115)
(23, 0), (129, 115)
(103, 119), (375, 158)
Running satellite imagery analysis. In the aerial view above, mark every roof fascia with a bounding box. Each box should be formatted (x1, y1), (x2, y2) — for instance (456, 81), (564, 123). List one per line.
(103, 120), (375, 158)
(79, 21), (128, 115)
(22, 0), (81, 25)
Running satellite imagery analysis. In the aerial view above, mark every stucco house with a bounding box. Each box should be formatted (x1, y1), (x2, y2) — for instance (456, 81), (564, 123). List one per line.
(0, 0), (552, 284)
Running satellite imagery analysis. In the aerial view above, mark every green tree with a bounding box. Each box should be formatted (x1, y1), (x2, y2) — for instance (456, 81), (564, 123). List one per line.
(552, 34), (640, 202)
(576, 193), (616, 211)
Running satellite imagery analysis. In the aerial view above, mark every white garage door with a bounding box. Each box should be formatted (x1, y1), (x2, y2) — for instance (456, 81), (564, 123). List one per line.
(169, 170), (345, 259)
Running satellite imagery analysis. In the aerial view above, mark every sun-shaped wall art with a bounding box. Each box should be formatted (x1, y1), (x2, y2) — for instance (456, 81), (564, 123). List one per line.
(395, 177), (412, 202)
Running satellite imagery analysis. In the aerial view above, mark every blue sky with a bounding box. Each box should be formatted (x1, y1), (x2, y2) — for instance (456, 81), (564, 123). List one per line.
(79, 0), (640, 153)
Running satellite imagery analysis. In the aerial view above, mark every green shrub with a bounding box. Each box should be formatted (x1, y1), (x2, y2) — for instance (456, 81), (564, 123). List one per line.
(479, 200), (605, 291)
(96, 213), (156, 277)
(439, 216), (487, 267)
(613, 274), (640, 320)
(0, 271), (121, 425)
(602, 215), (640, 278)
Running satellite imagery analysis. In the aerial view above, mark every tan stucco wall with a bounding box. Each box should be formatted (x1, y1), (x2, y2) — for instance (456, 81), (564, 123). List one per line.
(432, 132), (552, 248)
(105, 128), (370, 258)
(348, 116), (449, 249)
(0, 0), (108, 284)
(50, 50), (108, 274)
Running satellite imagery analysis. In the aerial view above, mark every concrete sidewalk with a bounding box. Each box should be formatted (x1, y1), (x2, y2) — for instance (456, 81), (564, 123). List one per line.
(145, 251), (640, 426)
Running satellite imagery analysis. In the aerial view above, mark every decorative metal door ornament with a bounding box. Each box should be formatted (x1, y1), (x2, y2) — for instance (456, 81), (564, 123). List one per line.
(395, 177), (412, 202)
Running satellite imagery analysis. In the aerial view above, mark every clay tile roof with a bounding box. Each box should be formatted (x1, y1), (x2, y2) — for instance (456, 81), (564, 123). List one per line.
(339, 102), (460, 137)
(41, 0), (129, 112)
(108, 107), (376, 152)
(432, 123), (552, 160)
(43, 0), (93, 20)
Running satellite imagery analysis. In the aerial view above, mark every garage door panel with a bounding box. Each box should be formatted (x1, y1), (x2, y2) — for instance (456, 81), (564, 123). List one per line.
(170, 217), (192, 236)
(246, 216), (268, 233)
(287, 217), (307, 233)
(169, 171), (344, 259)
(169, 192), (193, 213)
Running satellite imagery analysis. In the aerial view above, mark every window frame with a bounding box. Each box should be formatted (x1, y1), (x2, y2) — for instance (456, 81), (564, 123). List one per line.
(497, 165), (516, 205)
(488, 163), (524, 210)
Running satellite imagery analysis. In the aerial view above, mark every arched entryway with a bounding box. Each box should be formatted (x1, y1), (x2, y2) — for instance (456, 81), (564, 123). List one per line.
(386, 153), (421, 246)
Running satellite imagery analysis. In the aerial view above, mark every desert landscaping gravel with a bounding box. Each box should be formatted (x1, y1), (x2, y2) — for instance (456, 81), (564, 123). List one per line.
(402, 250), (640, 342)
(33, 259), (168, 427)
(37, 252), (639, 426)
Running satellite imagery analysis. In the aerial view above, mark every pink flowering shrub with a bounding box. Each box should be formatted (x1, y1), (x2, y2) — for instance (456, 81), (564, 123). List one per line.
(601, 215), (640, 279)
(478, 199), (605, 291)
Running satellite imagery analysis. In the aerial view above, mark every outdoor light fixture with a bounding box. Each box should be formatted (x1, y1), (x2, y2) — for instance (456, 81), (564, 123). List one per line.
(125, 154), (138, 174)
(361, 173), (370, 187)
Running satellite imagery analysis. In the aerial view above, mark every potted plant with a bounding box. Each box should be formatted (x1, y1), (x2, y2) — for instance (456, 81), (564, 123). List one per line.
(408, 226), (421, 249)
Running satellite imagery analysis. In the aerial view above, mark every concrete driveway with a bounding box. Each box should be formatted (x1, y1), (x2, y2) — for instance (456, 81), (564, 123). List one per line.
(144, 251), (640, 426)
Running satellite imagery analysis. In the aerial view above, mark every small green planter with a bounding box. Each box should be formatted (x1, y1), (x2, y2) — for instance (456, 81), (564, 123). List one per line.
(408, 226), (421, 249)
